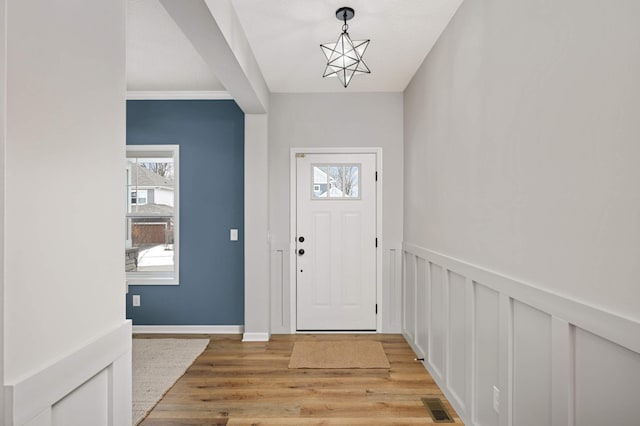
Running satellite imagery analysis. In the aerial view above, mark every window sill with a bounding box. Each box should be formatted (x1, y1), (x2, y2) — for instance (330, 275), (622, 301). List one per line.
(126, 275), (179, 286)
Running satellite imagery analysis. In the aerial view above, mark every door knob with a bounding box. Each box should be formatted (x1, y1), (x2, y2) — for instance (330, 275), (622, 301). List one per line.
(298, 236), (305, 242)
(298, 249), (305, 255)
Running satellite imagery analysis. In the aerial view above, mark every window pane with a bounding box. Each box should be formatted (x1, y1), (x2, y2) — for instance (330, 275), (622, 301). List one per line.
(126, 216), (175, 273)
(343, 165), (359, 198)
(327, 166), (344, 197)
(127, 157), (175, 214)
(312, 163), (360, 199)
(313, 166), (328, 198)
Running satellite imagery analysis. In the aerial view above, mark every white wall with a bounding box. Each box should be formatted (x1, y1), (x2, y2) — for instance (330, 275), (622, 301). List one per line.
(403, 0), (640, 424)
(3, 1), (129, 423)
(268, 93), (403, 333)
(243, 114), (270, 341)
(404, 0), (640, 323)
(0, 0), (6, 419)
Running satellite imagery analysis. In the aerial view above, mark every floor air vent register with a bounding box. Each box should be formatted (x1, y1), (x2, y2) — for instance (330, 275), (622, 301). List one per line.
(421, 397), (455, 423)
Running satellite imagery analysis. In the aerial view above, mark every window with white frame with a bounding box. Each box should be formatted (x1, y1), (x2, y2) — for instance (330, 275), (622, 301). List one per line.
(126, 145), (179, 285)
(130, 189), (148, 205)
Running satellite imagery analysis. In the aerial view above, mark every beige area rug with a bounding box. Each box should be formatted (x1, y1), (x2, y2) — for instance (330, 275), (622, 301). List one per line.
(132, 338), (209, 425)
(288, 340), (390, 369)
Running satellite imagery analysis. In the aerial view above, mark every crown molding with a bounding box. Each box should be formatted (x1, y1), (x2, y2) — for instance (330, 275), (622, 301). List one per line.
(126, 90), (233, 100)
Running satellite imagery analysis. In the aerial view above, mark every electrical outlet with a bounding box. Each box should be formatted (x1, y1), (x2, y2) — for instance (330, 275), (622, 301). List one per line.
(132, 295), (141, 307)
(492, 385), (500, 413)
(230, 229), (238, 241)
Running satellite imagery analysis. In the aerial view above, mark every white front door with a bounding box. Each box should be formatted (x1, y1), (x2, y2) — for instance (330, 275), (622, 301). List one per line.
(296, 152), (377, 330)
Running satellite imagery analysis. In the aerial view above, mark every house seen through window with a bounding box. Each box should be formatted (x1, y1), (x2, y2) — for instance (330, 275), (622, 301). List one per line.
(126, 145), (179, 285)
(312, 164), (360, 199)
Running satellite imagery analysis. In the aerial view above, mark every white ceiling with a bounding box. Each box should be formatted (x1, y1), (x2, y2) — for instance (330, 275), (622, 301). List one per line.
(127, 0), (462, 93)
(127, 0), (225, 91)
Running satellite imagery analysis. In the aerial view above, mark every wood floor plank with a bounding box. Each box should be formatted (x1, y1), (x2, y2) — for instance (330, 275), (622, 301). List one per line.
(138, 334), (463, 425)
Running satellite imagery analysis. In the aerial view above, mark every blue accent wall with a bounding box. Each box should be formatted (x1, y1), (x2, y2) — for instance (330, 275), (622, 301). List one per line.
(126, 100), (244, 325)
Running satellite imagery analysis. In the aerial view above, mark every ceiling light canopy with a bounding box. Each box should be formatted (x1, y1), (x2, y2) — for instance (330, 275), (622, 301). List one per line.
(320, 7), (370, 88)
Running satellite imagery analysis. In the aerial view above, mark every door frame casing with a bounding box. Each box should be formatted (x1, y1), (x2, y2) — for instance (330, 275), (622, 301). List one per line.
(289, 147), (383, 333)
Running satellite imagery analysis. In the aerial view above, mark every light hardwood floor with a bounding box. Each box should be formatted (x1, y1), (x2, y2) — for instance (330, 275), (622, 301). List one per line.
(138, 334), (463, 425)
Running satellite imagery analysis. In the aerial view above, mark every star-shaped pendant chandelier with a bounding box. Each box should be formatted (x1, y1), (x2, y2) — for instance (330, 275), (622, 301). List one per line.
(320, 7), (370, 88)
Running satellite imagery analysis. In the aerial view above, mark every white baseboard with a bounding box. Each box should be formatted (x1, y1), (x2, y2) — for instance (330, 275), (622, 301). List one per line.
(242, 332), (270, 342)
(4, 321), (132, 426)
(132, 325), (243, 334)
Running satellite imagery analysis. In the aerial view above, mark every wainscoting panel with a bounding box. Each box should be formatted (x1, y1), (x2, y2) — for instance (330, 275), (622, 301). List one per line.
(403, 252), (417, 344)
(415, 258), (428, 361)
(382, 244), (403, 332)
(447, 271), (467, 412)
(428, 262), (445, 380)
(474, 282), (500, 426)
(575, 329), (640, 426)
(402, 243), (640, 426)
(51, 369), (110, 426)
(270, 243), (290, 334)
(4, 321), (131, 426)
(512, 300), (552, 426)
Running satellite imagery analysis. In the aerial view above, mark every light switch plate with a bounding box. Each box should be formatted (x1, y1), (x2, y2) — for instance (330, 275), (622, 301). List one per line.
(230, 229), (238, 241)
(132, 295), (140, 307)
